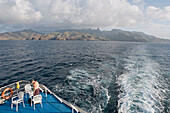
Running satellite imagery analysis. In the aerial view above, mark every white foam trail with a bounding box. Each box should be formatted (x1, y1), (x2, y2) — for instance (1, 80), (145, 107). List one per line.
(117, 46), (166, 113)
(55, 69), (111, 113)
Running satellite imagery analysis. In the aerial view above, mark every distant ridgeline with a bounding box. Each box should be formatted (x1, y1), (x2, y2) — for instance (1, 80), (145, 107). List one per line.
(0, 28), (168, 42)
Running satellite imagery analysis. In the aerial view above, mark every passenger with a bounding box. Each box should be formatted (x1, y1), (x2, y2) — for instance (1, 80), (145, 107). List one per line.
(31, 79), (40, 96)
(28, 79), (40, 104)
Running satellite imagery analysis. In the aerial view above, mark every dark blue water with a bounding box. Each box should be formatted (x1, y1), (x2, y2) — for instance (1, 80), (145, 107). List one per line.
(0, 41), (169, 113)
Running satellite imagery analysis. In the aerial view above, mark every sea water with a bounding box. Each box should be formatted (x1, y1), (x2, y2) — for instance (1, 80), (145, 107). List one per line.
(0, 41), (169, 113)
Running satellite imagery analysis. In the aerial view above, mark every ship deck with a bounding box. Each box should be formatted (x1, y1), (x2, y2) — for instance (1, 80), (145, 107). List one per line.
(0, 92), (76, 113)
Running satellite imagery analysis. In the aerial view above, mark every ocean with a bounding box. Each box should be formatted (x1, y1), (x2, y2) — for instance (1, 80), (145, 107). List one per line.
(0, 40), (169, 113)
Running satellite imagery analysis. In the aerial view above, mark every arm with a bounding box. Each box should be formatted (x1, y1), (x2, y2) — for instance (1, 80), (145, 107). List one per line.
(33, 81), (39, 93)
(33, 83), (36, 93)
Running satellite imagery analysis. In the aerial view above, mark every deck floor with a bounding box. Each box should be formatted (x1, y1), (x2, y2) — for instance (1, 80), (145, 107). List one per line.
(0, 92), (74, 113)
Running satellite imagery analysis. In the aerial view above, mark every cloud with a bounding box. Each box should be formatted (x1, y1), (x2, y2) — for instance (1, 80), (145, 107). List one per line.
(146, 6), (170, 21)
(0, 0), (143, 31)
(132, 0), (143, 3)
(0, 0), (42, 24)
(0, 0), (169, 39)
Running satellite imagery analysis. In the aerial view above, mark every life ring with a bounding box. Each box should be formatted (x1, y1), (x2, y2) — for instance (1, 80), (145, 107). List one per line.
(2, 88), (13, 100)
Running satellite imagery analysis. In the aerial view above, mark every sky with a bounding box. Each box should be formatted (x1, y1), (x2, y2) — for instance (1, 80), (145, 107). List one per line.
(0, 0), (170, 39)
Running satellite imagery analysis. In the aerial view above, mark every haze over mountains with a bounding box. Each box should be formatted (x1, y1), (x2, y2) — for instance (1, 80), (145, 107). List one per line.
(0, 29), (168, 42)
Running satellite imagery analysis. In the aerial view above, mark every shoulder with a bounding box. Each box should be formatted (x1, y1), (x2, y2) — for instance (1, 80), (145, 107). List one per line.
(35, 81), (39, 85)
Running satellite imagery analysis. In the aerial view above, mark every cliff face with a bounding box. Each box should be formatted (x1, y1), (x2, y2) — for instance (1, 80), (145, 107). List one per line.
(57, 29), (168, 42)
(0, 29), (42, 40)
(49, 31), (107, 41)
(0, 30), (107, 41)
(0, 29), (168, 42)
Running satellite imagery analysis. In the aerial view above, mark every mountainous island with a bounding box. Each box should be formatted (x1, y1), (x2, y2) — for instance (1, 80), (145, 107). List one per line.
(0, 28), (168, 42)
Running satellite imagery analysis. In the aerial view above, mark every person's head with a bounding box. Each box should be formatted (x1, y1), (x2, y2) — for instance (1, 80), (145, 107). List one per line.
(30, 79), (35, 84)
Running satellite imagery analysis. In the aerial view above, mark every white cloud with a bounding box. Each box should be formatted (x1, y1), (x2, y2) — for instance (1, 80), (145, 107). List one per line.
(0, 0), (42, 24)
(0, 0), (143, 30)
(0, 0), (169, 39)
(146, 6), (170, 21)
(132, 0), (143, 3)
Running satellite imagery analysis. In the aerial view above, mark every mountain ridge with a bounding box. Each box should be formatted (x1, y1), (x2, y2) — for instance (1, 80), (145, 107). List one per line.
(0, 29), (169, 42)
